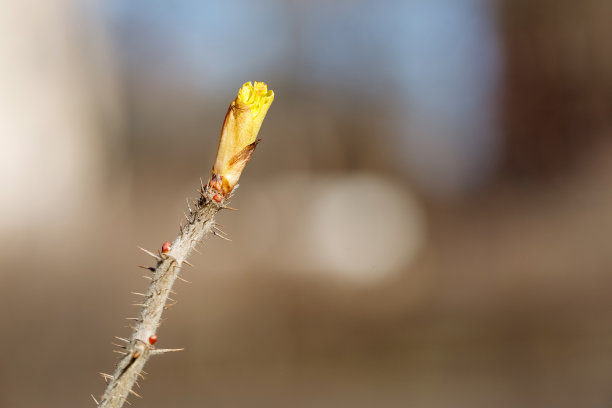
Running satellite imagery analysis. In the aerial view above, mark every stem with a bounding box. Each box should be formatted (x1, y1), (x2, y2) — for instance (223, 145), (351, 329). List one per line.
(97, 186), (222, 408)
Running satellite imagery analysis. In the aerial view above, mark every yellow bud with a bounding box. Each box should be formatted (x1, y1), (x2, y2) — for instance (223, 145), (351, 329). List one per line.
(211, 82), (274, 196)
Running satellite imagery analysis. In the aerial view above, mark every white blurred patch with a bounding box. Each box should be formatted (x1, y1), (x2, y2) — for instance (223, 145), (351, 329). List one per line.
(0, 1), (121, 237)
(242, 173), (426, 285)
(306, 174), (425, 283)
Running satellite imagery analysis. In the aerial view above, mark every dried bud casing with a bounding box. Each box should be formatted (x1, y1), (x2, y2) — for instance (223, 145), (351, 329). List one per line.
(210, 81), (274, 196)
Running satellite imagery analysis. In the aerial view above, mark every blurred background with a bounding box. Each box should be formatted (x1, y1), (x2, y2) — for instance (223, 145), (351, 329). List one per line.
(1, 0), (612, 407)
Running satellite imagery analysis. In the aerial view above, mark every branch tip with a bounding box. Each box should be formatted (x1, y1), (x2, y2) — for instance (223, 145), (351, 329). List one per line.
(98, 81), (274, 408)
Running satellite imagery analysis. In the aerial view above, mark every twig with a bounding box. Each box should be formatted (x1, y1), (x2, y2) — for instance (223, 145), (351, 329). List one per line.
(95, 81), (273, 408)
(97, 190), (223, 407)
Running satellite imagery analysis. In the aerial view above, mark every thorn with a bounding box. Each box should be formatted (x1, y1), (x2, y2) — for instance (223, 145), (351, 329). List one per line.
(191, 245), (202, 254)
(184, 212), (190, 222)
(176, 275), (191, 284)
(138, 265), (156, 272)
(213, 231), (232, 241)
(213, 226), (229, 235)
(114, 336), (129, 343)
(167, 297), (176, 302)
(142, 370), (149, 375)
(129, 389), (143, 399)
(222, 205), (238, 211)
(183, 260), (194, 267)
(113, 349), (128, 355)
(99, 372), (114, 382)
(125, 317), (140, 321)
(123, 398), (132, 406)
(131, 292), (146, 297)
(111, 342), (126, 349)
(179, 223), (184, 233)
(142, 275), (153, 280)
(131, 303), (146, 307)
(186, 197), (192, 212)
(91, 394), (99, 405)
(137, 246), (161, 260)
(151, 347), (185, 355)
(200, 177), (205, 192)
(137, 372), (145, 380)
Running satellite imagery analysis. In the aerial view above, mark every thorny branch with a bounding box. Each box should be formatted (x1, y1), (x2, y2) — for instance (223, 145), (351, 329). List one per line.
(96, 185), (228, 408)
(94, 81), (273, 408)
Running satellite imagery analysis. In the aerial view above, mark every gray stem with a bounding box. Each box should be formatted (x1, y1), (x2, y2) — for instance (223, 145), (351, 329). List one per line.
(97, 187), (222, 408)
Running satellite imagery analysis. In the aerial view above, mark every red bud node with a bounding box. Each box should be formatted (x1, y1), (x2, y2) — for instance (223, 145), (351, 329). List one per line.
(148, 334), (158, 345)
(212, 194), (223, 203)
(161, 241), (172, 253)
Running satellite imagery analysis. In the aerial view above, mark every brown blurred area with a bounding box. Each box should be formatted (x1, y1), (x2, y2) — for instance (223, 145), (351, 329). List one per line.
(1, 1), (612, 407)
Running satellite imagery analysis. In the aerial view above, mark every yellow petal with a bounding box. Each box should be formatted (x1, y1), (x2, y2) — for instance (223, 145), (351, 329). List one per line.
(249, 81), (274, 139)
(211, 82), (274, 195)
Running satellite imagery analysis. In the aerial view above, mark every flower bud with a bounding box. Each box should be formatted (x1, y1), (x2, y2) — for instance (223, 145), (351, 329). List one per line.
(210, 81), (274, 196)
